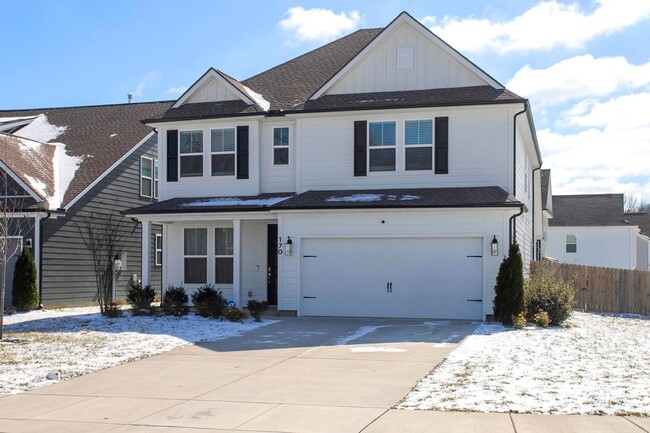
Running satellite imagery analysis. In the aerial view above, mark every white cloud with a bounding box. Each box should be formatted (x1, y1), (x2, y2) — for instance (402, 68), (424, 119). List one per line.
(508, 55), (650, 106)
(166, 86), (187, 96)
(567, 93), (650, 130)
(423, 0), (650, 54)
(132, 70), (160, 98)
(279, 7), (360, 43)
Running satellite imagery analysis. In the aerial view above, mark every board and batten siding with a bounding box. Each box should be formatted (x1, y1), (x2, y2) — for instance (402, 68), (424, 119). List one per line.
(328, 22), (487, 95)
(514, 125), (535, 274)
(277, 208), (513, 319)
(296, 106), (512, 193)
(40, 134), (162, 307)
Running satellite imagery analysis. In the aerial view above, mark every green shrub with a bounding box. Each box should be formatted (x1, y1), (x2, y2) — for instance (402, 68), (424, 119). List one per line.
(525, 270), (574, 325)
(191, 284), (227, 318)
(12, 246), (39, 311)
(246, 300), (269, 322)
(103, 302), (123, 318)
(162, 285), (189, 317)
(223, 306), (247, 322)
(533, 310), (550, 327)
(493, 241), (525, 326)
(512, 312), (527, 329)
(126, 281), (157, 316)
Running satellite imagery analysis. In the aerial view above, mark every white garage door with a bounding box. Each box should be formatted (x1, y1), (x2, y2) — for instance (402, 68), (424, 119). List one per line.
(300, 237), (483, 320)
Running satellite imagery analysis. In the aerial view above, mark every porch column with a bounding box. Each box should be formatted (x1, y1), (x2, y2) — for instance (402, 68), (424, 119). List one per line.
(34, 214), (41, 294)
(141, 221), (151, 286)
(233, 219), (241, 306)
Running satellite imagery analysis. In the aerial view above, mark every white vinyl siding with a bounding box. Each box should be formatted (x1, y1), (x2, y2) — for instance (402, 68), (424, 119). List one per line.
(179, 130), (203, 177)
(211, 128), (236, 176)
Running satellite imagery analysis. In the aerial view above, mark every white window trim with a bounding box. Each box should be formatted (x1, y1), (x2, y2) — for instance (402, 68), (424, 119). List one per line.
(368, 120), (397, 173)
(140, 156), (153, 198)
(181, 224), (234, 287)
(214, 227), (234, 284)
(272, 126), (291, 166)
(153, 159), (159, 199)
(210, 128), (237, 178)
(182, 227), (208, 285)
(566, 235), (577, 253)
(179, 130), (204, 178)
(404, 118), (434, 172)
(155, 233), (162, 267)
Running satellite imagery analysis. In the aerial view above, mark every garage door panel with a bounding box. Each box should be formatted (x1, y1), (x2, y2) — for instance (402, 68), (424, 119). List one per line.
(300, 237), (483, 320)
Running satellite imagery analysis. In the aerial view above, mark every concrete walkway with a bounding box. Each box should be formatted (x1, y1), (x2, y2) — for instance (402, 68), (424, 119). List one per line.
(0, 317), (648, 433)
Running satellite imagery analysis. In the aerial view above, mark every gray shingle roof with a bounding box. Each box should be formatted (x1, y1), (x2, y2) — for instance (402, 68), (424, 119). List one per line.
(624, 213), (650, 237)
(0, 101), (172, 207)
(549, 194), (629, 227)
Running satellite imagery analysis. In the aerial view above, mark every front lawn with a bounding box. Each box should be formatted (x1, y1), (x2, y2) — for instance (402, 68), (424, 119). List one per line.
(399, 311), (650, 416)
(0, 306), (275, 394)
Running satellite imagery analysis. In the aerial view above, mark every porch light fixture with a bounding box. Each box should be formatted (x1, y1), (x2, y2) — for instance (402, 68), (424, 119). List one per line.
(491, 236), (498, 256)
(285, 236), (293, 256)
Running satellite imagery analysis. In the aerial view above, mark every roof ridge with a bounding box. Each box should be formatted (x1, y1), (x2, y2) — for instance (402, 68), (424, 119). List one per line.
(0, 100), (175, 113)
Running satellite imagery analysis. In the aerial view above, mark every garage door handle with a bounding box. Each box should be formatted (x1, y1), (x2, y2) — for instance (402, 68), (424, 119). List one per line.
(303, 296), (317, 299)
(466, 299), (482, 302)
(466, 255), (482, 258)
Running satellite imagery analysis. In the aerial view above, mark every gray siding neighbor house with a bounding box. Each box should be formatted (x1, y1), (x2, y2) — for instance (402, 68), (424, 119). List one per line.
(0, 101), (171, 309)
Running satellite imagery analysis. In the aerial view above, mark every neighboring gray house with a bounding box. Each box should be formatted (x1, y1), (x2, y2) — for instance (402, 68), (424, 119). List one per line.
(0, 101), (171, 309)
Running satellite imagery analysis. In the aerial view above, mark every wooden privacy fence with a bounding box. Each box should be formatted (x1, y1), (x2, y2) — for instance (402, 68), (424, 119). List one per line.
(530, 261), (650, 316)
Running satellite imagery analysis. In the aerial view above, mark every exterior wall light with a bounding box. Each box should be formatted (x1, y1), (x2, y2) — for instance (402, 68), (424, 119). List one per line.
(491, 236), (498, 256)
(284, 236), (293, 256)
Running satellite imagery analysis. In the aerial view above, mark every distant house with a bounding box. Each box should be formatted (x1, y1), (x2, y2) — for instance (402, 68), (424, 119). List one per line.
(126, 12), (544, 320)
(533, 168), (553, 260)
(546, 193), (648, 270)
(622, 213), (650, 271)
(0, 101), (171, 309)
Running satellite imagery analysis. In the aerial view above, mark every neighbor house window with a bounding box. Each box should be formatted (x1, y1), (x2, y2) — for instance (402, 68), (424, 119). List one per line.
(369, 121), (396, 172)
(273, 127), (289, 165)
(211, 128), (236, 176)
(153, 159), (159, 199)
(566, 235), (577, 253)
(140, 156), (153, 197)
(179, 130), (203, 177)
(155, 233), (162, 266)
(184, 228), (207, 284)
(404, 120), (433, 171)
(215, 227), (234, 284)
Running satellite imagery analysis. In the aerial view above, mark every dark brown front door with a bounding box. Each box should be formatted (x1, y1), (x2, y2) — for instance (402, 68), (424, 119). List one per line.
(267, 224), (278, 305)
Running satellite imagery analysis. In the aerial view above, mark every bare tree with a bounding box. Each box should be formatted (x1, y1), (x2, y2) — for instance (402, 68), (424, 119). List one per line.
(0, 135), (34, 340)
(77, 210), (126, 315)
(625, 193), (650, 213)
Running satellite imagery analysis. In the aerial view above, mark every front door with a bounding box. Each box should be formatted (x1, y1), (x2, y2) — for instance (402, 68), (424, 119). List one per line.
(267, 224), (278, 305)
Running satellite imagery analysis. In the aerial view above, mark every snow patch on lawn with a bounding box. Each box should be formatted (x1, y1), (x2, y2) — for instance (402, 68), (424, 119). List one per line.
(0, 306), (276, 395)
(398, 312), (650, 415)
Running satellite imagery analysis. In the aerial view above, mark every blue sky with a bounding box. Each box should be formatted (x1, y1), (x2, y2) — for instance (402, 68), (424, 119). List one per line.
(2, 0), (649, 201)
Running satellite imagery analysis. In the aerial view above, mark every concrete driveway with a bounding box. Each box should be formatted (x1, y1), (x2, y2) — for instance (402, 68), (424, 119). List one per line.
(0, 317), (647, 433)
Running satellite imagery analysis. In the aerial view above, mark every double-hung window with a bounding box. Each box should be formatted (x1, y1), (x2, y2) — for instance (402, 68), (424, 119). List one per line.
(215, 228), (234, 284)
(184, 228), (207, 284)
(566, 235), (577, 253)
(155, 233), (162, 266)
(273, 127), (289, 165)
(368, 121), (396, 172)
(179, 131), (203, 177)
(153, 159), (159, 199)
(140, 156), (153, 197)
(211, 128), (236, 176)
(404, 120), (433, 171)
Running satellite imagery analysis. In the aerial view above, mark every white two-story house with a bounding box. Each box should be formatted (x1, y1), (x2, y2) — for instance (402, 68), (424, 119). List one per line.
(127, 12), (542, 320)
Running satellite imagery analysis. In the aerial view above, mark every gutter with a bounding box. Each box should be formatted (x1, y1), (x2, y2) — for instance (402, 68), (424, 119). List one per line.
(509, 204), (528, 245)
(511, 104), (528, 243)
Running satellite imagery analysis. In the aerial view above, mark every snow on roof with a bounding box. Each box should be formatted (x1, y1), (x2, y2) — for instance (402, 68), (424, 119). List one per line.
(53, 143), (83, 210)
(242, 85), (271, 111)
(325, 194), (422, 203)
(181, 196), (291, 207)
(0, 115), (38, 124)
(14, 114), (67, 143)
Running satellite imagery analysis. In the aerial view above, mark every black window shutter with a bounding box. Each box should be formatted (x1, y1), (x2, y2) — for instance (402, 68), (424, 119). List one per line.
(353, 121), (367, 176)
(435, 117), (449, 174)
(236, 126), (249, 179)
(166, 129), (178, 182)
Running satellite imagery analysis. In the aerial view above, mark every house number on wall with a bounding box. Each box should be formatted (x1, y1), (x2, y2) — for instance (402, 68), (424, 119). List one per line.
(277, 236), (283, 255)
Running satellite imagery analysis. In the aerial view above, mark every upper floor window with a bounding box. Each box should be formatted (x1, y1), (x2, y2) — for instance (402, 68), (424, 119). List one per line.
(404, 120), (433, 171)
(566, 235), (577, 253)
(140, 156), (153, 197)
(153, 160), (159, 199)
(211, 128), (235, 176)
(184, 228), (207, 284)
(369, 121), (396, 172)
(180, 130), (203, 177)
(273, 127), (289, 165)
